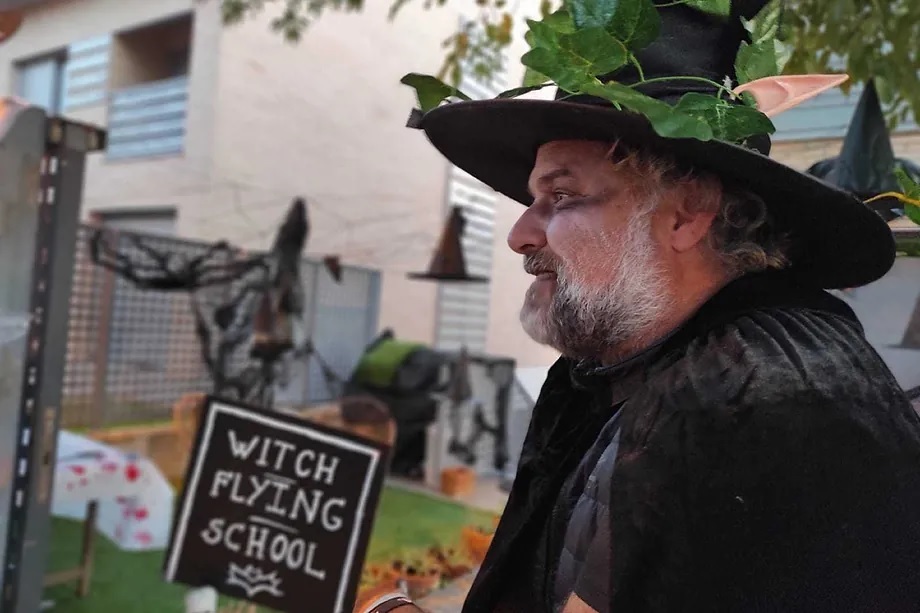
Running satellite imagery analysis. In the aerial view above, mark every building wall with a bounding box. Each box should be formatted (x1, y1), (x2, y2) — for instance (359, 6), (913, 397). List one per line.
(200, 1), (482, 346)
(0, 0), (224, 226)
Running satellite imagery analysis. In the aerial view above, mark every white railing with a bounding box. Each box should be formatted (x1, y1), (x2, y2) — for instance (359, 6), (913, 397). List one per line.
(107, 76), (188, 160)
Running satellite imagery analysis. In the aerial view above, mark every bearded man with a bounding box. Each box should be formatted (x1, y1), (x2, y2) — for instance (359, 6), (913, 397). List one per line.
(361, 1), (920, 613)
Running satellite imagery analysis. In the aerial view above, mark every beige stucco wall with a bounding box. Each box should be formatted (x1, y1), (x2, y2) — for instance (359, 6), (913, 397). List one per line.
(0, 0), (223, 222)
(199, 1), (483, 346)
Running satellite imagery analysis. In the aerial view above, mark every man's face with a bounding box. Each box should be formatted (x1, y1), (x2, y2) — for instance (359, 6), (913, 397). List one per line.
(508, 140), (672, 361)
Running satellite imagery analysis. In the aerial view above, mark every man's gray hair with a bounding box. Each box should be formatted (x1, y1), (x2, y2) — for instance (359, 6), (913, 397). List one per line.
(605, 140), (790, 276)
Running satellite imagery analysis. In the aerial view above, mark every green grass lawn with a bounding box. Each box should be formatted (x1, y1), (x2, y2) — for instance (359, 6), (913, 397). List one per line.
(44, 485), (495, 613)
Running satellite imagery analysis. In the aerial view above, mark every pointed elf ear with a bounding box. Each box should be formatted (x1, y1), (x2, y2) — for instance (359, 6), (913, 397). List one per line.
(733, 74), (849, 117)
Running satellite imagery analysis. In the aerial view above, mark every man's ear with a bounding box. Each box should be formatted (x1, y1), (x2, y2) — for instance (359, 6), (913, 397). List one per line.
(667, 178), (720, 253)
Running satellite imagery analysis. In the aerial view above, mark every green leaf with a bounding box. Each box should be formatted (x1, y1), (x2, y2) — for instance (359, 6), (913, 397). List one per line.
(522, 66), (549, 87)
(735, 40), (780, 84)
(560, 27), (629, 75)
(673, 93), (775, 142)
(565, 0), (618, 30)
(742, 0), (783, 45)
(543, 8), (576, 33)
(682, 0), (730, 17)
(563, 0), (659, 51)
(524, 9), (574, 50)
(581, 81), (714, 140)
(906, 202), (920, 227)
(496, 83), (553, 98)
(895, 166), (920, 200)
(522, 47), (589, 92)
(608, 0), (660, 51)
(522, 26), (628, 92)
(400, 73), (471, 111)
(526, 17), (564, 49)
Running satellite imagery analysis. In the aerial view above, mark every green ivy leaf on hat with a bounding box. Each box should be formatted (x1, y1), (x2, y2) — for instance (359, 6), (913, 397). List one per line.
(400, 0), (788, 144)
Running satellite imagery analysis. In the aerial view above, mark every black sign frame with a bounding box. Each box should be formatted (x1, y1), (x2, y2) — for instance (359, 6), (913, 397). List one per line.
(163, 396), (390, 613)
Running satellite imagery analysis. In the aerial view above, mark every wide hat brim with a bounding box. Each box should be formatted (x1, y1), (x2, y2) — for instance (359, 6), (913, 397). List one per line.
(417, 98), (896, 290)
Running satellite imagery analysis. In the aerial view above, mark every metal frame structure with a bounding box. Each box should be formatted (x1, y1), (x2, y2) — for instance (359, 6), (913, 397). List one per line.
(0, 99), (105, 613)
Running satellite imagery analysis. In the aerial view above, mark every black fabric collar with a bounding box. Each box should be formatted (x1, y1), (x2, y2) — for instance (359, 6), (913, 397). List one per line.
(462, 270), (862, 613)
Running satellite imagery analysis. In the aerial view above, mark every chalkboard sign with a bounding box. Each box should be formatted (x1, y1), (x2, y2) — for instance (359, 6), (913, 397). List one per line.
(163, 397), (390, 613)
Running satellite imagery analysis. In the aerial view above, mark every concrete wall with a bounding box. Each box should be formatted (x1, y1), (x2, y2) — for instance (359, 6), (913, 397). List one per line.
(201, 0), (486, 346)
(0, 0), (223, 226)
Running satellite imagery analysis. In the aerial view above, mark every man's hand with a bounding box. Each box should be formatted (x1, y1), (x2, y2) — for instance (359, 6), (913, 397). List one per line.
(563, 593), (599, 613)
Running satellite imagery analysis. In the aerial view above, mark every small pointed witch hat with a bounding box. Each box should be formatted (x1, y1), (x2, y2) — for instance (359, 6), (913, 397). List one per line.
(323, 255), (343, 283)
(408, 206), (488, 283)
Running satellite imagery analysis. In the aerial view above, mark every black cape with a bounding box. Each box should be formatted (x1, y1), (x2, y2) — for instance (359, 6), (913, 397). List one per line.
(463, 271), (920, 612)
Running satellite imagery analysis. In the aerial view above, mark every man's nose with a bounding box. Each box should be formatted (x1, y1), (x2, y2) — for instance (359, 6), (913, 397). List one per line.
(507, 206), (547, 255)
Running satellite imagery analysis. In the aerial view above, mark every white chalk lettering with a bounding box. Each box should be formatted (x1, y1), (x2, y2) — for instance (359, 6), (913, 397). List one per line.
(227, 430), (260, 460)
(200, 518), (224, 545)
(265, 479), (291, 517)
(287, 539), (305, 571)
(294, 449), (315, 479)
(229, 473), (247, 505)
(272, 440), (295, 470)
(289, 488), (322, 524)
(314, 453), (339, 486)
(200, 519), (327, 578)
(245, 524), (268, 560)
(209, 470), (234, 498)
(225, 522), (244, 552)
(322, 498), (346, 532)
(246, 475), (272, 507)
(256, 437), (272, 468)
(303, 541), (326, 580)
(293, 450), (340, 485)
(269, 533), (287, 561)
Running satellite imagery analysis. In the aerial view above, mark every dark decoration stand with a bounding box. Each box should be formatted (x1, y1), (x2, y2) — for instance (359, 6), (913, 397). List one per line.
(88, 199), (318, 409)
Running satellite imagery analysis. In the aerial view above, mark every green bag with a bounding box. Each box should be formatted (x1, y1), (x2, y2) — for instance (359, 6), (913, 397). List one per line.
(352, 338), (426, 389)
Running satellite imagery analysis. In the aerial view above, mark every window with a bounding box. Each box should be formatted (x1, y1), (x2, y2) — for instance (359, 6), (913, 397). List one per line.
(96, 208), (178, 373)
(15, 51), (67, 114)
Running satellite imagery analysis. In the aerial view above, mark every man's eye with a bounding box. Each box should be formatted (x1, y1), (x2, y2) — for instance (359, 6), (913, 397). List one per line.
(552, 191), (581, 209)
(552, 191), (572, 203)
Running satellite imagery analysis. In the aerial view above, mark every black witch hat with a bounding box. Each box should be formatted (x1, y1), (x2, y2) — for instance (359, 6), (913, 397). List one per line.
(407, 0), (895, 289)
(807, 79), (920, 222)
(408, 206), (489, 282)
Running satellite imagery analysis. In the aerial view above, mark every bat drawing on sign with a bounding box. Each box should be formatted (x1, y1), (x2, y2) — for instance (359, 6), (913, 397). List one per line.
(225, 563), (284, 599)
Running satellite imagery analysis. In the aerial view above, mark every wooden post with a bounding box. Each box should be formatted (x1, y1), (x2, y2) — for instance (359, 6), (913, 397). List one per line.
(76, 500), (97, 597)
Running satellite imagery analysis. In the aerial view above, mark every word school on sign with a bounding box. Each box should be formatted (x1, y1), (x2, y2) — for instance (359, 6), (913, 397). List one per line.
(201, 518), (328, 580)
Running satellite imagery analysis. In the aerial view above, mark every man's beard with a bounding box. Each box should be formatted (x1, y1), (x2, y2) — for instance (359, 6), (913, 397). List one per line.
(520, 208), (670, 361)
